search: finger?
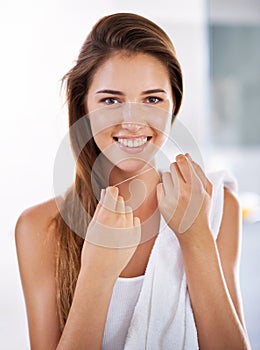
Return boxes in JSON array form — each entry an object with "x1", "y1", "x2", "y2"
[
  {"x1": 134, "y1": 216, "x2": 141, "y2": 227},
  {"x1": 133, "y1": 217, "x2": 142, "y2": 245},
  {"x1": 185, "y1": 154, "x2": 212, "y2": 195},
  {"x1": 175, "y1": 154, "x2": 192, "y2": 183},
  {"x1": 170, "y1": 161, "x2": 186, "y2": 186},
  {"x1": 168, "y1": 165, "x2": 182, "y2": 202},
  {"x1": 156, "y1": 182, "x2": 165, "y2": 204},
  {"x1": 100, "y1": 188, "x2": 105, "y2": 203},
  {"x1": 125, "y1": 205, "x2": 134, "y2": 223},
  {"x1": 102, "y1": 186, "x2": 118, "y2": 212},
  {"x1": 194, "y1": 164, "x2": 212, "y2": 196},
  {"x1": 161, "y1": 172, "x2": 175, "y2": 195},
  {"x1": 185, "y1": 153, "x2": 206, "y2": 184},
  {"x1": 116, "y1": 195, "x2": 125, "y2": 214},
  {"x1": 169, "y1": 163, "x2": 181, "y2": 194}
]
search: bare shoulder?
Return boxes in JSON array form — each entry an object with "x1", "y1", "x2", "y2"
[
  {"x1": 15, "y1": 196, "x2": 63, "y2": 279},
  {"x1": 223, "y1": 186, "x2": 240, "y2": 210},
  {"x1": 219, "y1": 186, "x2": 241, "y2": 231},
  {"x1": 15, "y1": 196, "x2": 62, "y2": 236},
  {"x1": 15, "y1": 198, "x2": 64, "y2": 347}
]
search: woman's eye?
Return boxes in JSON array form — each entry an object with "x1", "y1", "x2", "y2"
[
  {"x1": 145, "y1": 96, "x2": 162, "y2": 104},
  {"x1": 101, "y1": 97, "x2": 120, "y2": 105}
]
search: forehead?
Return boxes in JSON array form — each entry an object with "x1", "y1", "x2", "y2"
[{"x1": 89, "y1": 52, "x2": 171, "y2": 92}]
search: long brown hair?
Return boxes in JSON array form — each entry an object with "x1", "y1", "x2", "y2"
[{"x1": 52, "y1": 12, "x2": 183, "y2": 331}]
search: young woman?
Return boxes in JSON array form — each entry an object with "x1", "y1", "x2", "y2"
[{"x1": 15, "y1": 13, "x2": 251, "y2": 349}]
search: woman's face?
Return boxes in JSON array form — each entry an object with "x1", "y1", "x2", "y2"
[{"x1": 85, "y1": 52, "x2": 174, "y2": 173}]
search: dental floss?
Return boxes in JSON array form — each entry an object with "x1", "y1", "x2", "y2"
[
  {"x1": 112, "y1": 167, "x2": 155, "y2": 187},
  {"x1": 109, "y1": 145, "x2": 187, "y2": 188}
]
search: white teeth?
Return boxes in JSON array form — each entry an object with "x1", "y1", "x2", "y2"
[{"x1": 117, "y1": 137, "x2": 148, "y2": 148}]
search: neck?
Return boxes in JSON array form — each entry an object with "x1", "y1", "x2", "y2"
[{"x1": 109, "y1": 163, "x2": 161, "y2": 217}]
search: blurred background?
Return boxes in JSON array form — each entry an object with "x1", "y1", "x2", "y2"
[{"x1": 0, "y1": 0, "x2": 259, "y2": 348}]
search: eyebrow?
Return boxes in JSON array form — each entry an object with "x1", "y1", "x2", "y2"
[
  {"x1": 96, "y1": 89, "x2": 124, "y2": 95},
  {"x1": 95, "y1": 88, "x2": 167, "y2": 95},
  {"x1": 141, "y1": 89, "x2": 167, "y2": 95}
]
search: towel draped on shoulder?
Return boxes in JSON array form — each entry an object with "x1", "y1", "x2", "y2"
[{"x1": 123, "y1": 169, "x2": 238, "y2": 350}]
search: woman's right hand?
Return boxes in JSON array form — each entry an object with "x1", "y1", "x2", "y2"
[{"x1": 80, "y1": 186, "x2": 141, "y2": 281}]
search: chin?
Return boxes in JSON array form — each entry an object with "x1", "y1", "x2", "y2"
[{"x1": 114, "y1": 158, "x2": 151, "y2": 174}]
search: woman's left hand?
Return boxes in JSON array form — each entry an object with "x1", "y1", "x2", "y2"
[{"x1": 156, "y1": 153, "x2": 213, "y2": 238}]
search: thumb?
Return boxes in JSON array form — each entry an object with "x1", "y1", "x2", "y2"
[
  {"x1": 156, "y1": 182, "x2": 164, "y2": 205},
  {"x1": 134, "y1": 216, "x2": 141, "y2": 227}
]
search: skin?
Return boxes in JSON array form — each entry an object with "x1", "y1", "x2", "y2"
[{"x1": 15, "y1": 52, "x2": 251, "y2": 349}]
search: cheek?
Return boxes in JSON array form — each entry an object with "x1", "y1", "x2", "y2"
[
  {"x1": 149, "y1": 110, "x2": 172, "y2": 142},
  {"x1": 89, "y1": 111, "x2": 111, "y2": 148},
  {"x1": 142, "y1": 100, "x2": 171, "y2": 125},
  {"x1": 92, "y1": 127, "x2": 114, "y2": 153},
  {"x1": 152, "y1": 131, "x2": 169, "y2": 151},
  {"x1": 93, "y1": 131, "x2": 107, "y2": 150},
  {"x1": 89, "y1": 107, "x2": 121, "y2": 139}
]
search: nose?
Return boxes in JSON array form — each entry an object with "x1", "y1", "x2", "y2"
[
  {"x1": 121, "y1": 102, "x2": 145, "y2": 131},
  {"x1": 121, "y1": 122, "x2": 144, "y2": 132}
]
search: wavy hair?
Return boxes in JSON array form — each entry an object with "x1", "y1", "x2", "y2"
[{"x1": 52, "y1": 12, "x2": 183, "y2": 331}]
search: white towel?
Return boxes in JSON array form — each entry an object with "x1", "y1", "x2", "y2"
[{"x1": 123, "y1": 169, "x2": 238, "y2": 350}]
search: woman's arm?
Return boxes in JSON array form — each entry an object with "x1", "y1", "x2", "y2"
[
  {"x1": 16, "y1": 205, "x2": 116, "y2": 350},
  {"x1": 56, "y1": 268, "x2": 116, "y2": 349},
  {"x1": 216, "y1": 187, "x2": 247, "y2": 329},
  {"x1": 15, "y1": 187, "x2": 140, "y2": 350},
  {"x1": 157, "y1": 154, "x2": 251, "y2": 349},
  {"x1": 15, "y1": 201, "x2": 62, "y2": 350},
  {"x1": 57, "y1": 187, "x2": 141, "y2": 349},
  {"x1": 179, "y1": 187, "x2": 250, "y2": 350}
]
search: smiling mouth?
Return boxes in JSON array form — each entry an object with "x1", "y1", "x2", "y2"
[{"x1": 113, "y1": 136, "x2": 152, "y2": 148}]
